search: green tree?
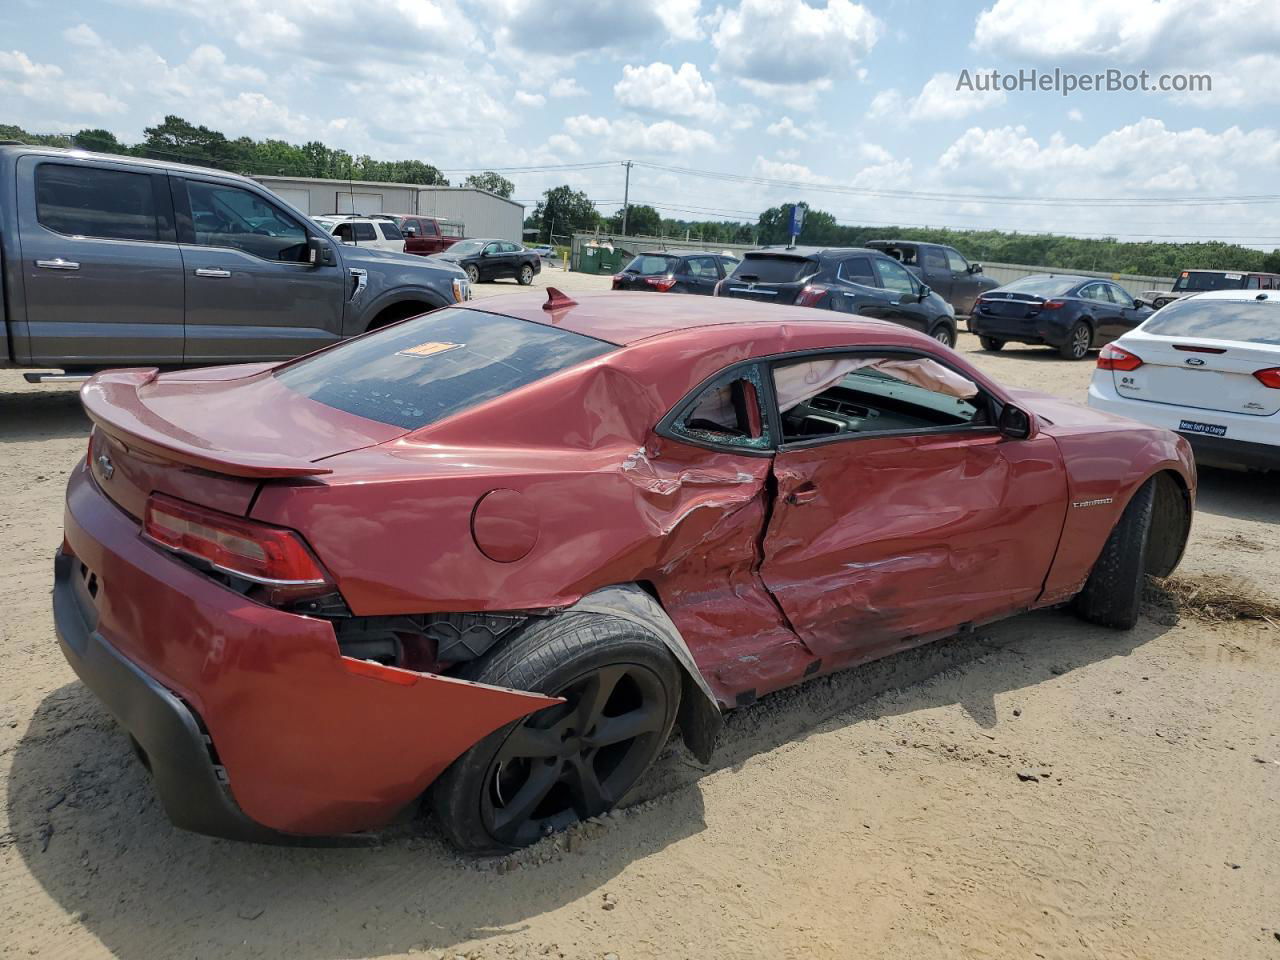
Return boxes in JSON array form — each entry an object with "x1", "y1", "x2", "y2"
[
  {"x1": 465, "y1": 171, "x2": 515, "y2": 198},
  {"x1": 530, "y1": 185, "x2": 599, "y2": 242},
  {"x1": 608, "y1": 204, "x2": 661, "y2": 236}
]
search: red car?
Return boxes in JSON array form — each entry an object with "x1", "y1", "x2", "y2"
[
  {"x1": 389, "y1": 213, "x2": 465, "y2": 256},
  {"x1": 55, "y1": 290, "x2": 1195, "y2": 852}
]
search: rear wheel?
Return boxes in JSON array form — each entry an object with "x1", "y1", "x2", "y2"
[
  {"x1": 1074, "y1": 478, "x2": 1156, "y2": 629},
  {"x1": 929, "y1": 322, "x2": 956, "y2": 348},
  {"x1": 518, "y1": 263, "x2": 534, "y2": 285},
  {"x1": 1058, "y1": 321, "x2": 1093, "y2": 360},
  {"x1": 431, "y1": 614, "x2": 681, "y2": 853},
  {"x1": 979, "y1": 336, "x2": 1005, "y2": 352}
]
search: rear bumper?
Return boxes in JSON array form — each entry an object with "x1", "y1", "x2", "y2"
[
  {"x1": 1087, "y1": 379, "x2": 1280, "y2": 471},
  {"x1": 55, "y1": 466, "x2": 558, "y2": 839},
  {"x1": 969, "y1": 312, "x2": 1068, "y2": 346}
]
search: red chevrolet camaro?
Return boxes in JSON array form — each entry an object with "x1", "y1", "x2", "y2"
[{"x1": 55, "y1": 290, "x2": 1195, "y2": 852}]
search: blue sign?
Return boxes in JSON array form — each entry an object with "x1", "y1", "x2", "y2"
[{"x1": 788, "y1": 203, "x2": 807, "y2": 237}]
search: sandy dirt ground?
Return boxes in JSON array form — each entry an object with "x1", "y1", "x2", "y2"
[{"x1": 2, "y1": 270, "x2": 1278, "y2": 959}]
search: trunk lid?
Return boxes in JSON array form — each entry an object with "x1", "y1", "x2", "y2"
[
  {"x1": 976, "y1": 292, "x2": 1048, "y2": 320},
  {"x1": 82, "y1": 365, "x2": 405, "y2": 518},
  {"x1": 1111, "y1": 334, "x2": 1280, "y2": 417}
]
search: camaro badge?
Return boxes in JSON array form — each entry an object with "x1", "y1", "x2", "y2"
[
  {"x1": 95, "y1": 453, "x2": 114, "y2": 480},
  {"x1": 1071, "y1": 497, "x2": 1113, "y2": 508}
]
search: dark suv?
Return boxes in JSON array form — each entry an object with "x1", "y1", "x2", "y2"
[
  {"x1": 612, "y1": 250, "x2": 741, "y2": 295},
  {"x1": 717, "y1": 247, "x2": 959, "y2": 346},
  {"x1": 865, "y1": 240, "x2": 998, "y2": 316}
]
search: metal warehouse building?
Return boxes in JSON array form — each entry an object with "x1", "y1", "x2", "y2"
[{"x1": 254, "y1": 176, "x2": 525, "y2": 241}]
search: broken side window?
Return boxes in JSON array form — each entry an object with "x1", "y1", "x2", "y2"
[{"x1": 671, "y1": 365, "x2": 771, "y2": 451}]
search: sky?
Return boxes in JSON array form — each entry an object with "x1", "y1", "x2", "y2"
[{"x1": 3, "y1": 0, "x2": 1280, "y2": 247}]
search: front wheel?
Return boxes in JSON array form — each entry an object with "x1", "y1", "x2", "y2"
[
  {"x1": 518, "y1": 263, "x2": 534, "y2": 285},
  {"x1": 431, "y1": 614, "x2": 681, "y2": 853},
  {"x1": 929, "y1": 323, "x2": 956, "y2": 348},
  {"x1": 979, "y1": 336, "x2": 1005, "y2": 351},
  {"x1": 465, "y1": 264, "x2": 480, "y2": 284},
  {"x1": 1058, "y1": 321, "x2": 1092, "y2": 360}
]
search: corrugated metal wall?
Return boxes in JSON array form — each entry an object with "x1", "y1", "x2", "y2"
[
  {"x1": 254, "y1": 177, "x2": 525, "y2": 241},
  {"x1": 980, "y1": 262, "x2": 1173, "y2": 298}
]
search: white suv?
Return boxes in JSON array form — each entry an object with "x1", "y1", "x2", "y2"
[{"x1": 312, "y1": 215, "x2": 406, "y2": 254}]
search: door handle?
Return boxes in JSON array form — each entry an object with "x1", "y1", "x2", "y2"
[
  {"x1": 194, "y1": 267, "x2": 231, "y2": 278},
  {"x1": 786, "y1": 485, "x2": 819, "y2": 506},
  {"x1": 35, "y1": 258, "x2": 79, "y2": 271}
]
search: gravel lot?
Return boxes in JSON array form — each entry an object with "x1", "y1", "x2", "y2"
[{"x1": 2, "y1": 270, "x2": 1278, "y2": 959}]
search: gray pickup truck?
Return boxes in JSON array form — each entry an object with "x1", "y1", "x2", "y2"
[
  {"x1": 865, "y1": 239, "x2": 998, "y2": 316},
  {"x1": 0, "y1": 143, "x2": 469, "y2": 380}
]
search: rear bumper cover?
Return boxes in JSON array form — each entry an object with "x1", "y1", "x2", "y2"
[
  {"x1": 54, "y1": 465, "x2": 558, "y2": 839},
  {"x1": 969, "y1": 312, "x2": 1068, "y2": 346}
]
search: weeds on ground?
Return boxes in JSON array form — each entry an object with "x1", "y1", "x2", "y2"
[{"x1": 1146, "y1": 573, "x2": 1280, "y2": 626}]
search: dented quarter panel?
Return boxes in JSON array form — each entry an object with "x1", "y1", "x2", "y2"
[{"x1": 762, "y1": 430, "x2": 1069, "y2": 659}]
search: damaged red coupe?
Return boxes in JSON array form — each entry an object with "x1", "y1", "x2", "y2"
[{"x1": 55, "y1": 290, "x2": 1195, "y2": 852}]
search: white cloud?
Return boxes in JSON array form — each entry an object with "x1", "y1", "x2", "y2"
[
  {"x1": 549, "y1": 77, "x2": 587, "y2": 98},
  {"x1": 479, "y1": 0, "x2": 701, "y2": 55},
  {"x1": 766, "y1": 116, "x2": 810, "y2": 140},
  {"x1": 615, "y1": 62, "x2": 721, "y2": 121},
  {"x1": 0, "y1": 48, "x2": 126, "y2": 117},
  {"x1": 564, "y1": 114, "x2": 718, "y2": 154},
  {"x1": 1067, "y1": 108, "x2": 1084, "y2": 121},
  {"x1": 868, "y1": 72, "x2": 1005, "y2": 122},
  {"x1": 546, "y1": 133, "x2": 581, "y2": 157},
  {"x1": 712, "y1": 0, "x2": 881, "y2": 109},
  {"x1": 514, "y1": 90, "x2": 546, "y2": 108}
]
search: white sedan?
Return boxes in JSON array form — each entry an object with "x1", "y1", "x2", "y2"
[{"x1": 1087, "y1": 288, "x2": 1280, "y2": 471}]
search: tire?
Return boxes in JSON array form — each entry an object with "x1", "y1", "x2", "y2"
[
  {"x1": 431, "y1": 613, "x2": 682, "y2": 854},
  {"x1": 465, "y1": 264, "x2": 480, "y2": 284},
  {"x1": 979, "y1": 336, "x2": 1005, "y2": 352},
  {"x1": 1058, "y1": 320, "x2": 1093, "y2": 360},
  {"x1": 517, "y1": 263, "x2": 534, "y2": 285},
  {"x1": 929, "y1": 322, "x2": 956, "y2": 348},
  {"x1": 1073, "y1": 478, "x2": 1156, "y2": 630}
]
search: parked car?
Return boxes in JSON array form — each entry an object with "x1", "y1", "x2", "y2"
[
  {"x1": 970, "y1": 274, "x2": 1153, "y2": 360},
  {"x1": 390, "y1": 213, "x2": 465, "y2": 256},
  {"x1": 0, "y1": 144, "x2": 469, "y2": 380},
  {"x1": 530, "y1": 244, "x2": 558, "y2": 261},
  {"x1": 865, "y1": 239, "x2": 998, "y2": 316},
  {"x1": 1087, "y1": 289, "x2": 1280, "y2": 471},
  {"x1": 717, "y1": 247, "x2": 959, "y2": 346},
  {"x1": 1141, "y1": 269, "x2": 1280, "y2": 310},
  {"x1": 312, "y1": 214, "x2": 407, "y2": 254},
  {"x1": 612, "y1": 250, "x2": 741, "y2": 294},
  {"x1": 433, "y1": 238, "x2": 541, "y2": 285},
  {"x1": 55, "y1": 289, "x2": 1193, "y2": 851}
]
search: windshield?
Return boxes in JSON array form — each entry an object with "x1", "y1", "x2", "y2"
[
  {"x1": 275, "y1": 308, "x2": 615, "y2": 429},
  {"x1": 730, "y1": 254, "x2": 817, "y2": 284},
  {"x1": 1173, "y1": 271, "x2": 1249, "y2": 292},
  {"x1": 1141, "y1": 298, "x2": 1280, "y2": 345},
  {"x1": 626, "y1": 254, "x2": 679, "y2": 276},
  {"x1": 997, "y1": 276, "x2": 1079, "y2": 298},
  {"x1": 446, "y1": 239, "x2": 486, "y2": 256}
]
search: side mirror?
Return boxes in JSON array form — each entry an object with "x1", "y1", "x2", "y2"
[
  {"x1": 918, "y1": 285, "x2": 932, "y2": 302},
  {"x1": 404, "y1": 226, "x2": 417, "y2": 237},
  {"x1": 998, "y1": 403, "x2": 1033, "y2": 440},
  {"x1": 1133, "y1": 298, "x2": 1147, "y2": 309},
  {"x1": 307, "y1": 235, "x2": 336, "y2": 266},
  {"x1": 969, "y1": 263, "x2": 983, "y2": 274}
]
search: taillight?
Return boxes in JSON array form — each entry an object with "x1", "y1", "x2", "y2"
[
  {"x1": 796, "y1": 284, "x2": 829, "y2": 307},
  {"x1": 611, "y1": 273, "x2": 625, "y2": 290},
  {"x1": 1097, "y1": 344, "x2": 1144, "y2": 371},
  {"x1": 1254, "y1": 367, "x2": 1280, "y2": 388},
  {"x1": 1040, "y1": 299, "x2": 1067, "y2": 310},
  {"x1": 644, "y1": 276, "x2": 677, "y2": 291},
  {"x1": 713, "y1": 279, "x2": 726, "y2": 297},
  {"x1": 143, "y1": 494, "x2": 334, "y2": 605}
]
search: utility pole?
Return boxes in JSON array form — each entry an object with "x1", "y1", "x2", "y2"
[{"x1": 621, "y1": 160, "x2": 633, "y2": 236}]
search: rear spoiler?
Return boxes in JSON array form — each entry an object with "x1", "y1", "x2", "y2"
[{"x1": 81, "y1": 369, "x2": 333, "y2": 478}]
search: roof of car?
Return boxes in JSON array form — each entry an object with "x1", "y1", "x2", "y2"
[
  {"x1": 465, "y1": 291, "x2": 908, "y2": 347},
  {"x1": 748, "y1": 245, "x2": 881, "y2": 259},
  {"x1": 637, "y1": 249, "x2": 732, "y2": 259},
  {"x1": 1000, "y1": 274, "x2": 1092, "y2": 285},
  {"x1": 0, "y1": 143, "x2": 260, "y2": 184}
]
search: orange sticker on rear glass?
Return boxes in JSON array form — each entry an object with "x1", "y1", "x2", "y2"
[{"x1": 396, "y1": 341, "x2": 463, "y2": 358}]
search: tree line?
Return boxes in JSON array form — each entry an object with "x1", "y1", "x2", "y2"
[{"x1": 0, "y1": 118, "x2": 514, "y2": 197}]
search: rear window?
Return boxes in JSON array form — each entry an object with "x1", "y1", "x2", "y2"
[
  {"x1": 36, "y1": 163, "x2": 159, "y2": 242},
  {"x1": 379, "y1": 221, "x2": 404, "y2": 240},
  {"x1": 998, "y1": 276, "x2": 1078, "y2": 297},
  {"x1": 731, "y1": 254, "x2": 817, "y2": 284},
  {"x1": 626, "y1": 254, "x2": 679, "y2": 276},
  {"x1": 275, "y1": 308, "x2": 615, "y2": 429},
  {"x1": 1173, "y1": 271, "x2": 1248, "y2": 293},
  {"x1": 1141, "y1": 298, "x2": 1280, "y2": 346}
]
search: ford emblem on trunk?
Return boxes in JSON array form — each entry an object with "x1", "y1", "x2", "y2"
[
  {"x1": 1185, "y1": 357, "x2": 1206, "y2": 366},
  {"x1": 96, "y1": 453, "x2": 114, "y2": 479}
]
